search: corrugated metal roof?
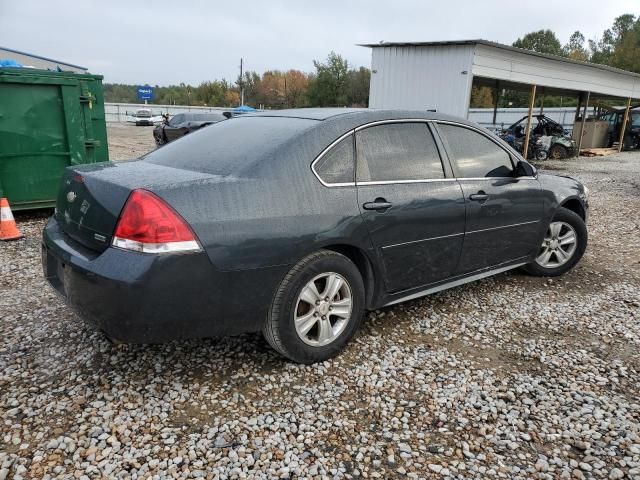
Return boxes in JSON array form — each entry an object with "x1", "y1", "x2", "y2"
[
  {"x1": 359, "y1": 39, "x2": 640, "y2": 79},
  {"x1": 0, "y1": 46, "x2": 87, "y2": 70}
]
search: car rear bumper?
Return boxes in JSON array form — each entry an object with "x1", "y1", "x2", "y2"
[{"x1": 42, "y1": 217, "x2": 286, "y2": 343}]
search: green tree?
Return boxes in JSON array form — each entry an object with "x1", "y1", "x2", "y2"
[
  {"x1": 470, "y1": 86, "x2": 495, "y2": 108},
  {"x1": 307, "y1": 51, "x2": 349, "y2": 107},
  {"x1": 513, "y1": 29, "x2": 563, "y2": 55},
  {"x1": 563, "y1": 31, "x2": 589, "y2": 61},
  {"x1": 610, "y1": 21, "x2": 640, "y2": 73},
  {"x1": 589, "y1": 14, "x2": 638, "y2": 65},
  {"x1": 346, "y1": 66, "x2": 370, "y2": 107}
]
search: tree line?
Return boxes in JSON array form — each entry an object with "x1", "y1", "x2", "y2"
[
  {"x1": 103, "y1": 52, "x2": 370, "y2": 108},
  {"x1": 105, "y1": 13, "x2": 639, "y2": 109}
]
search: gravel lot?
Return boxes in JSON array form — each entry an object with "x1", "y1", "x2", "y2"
[{"x1": 1, "y1": 125, "x2": 639, "y2": 479}]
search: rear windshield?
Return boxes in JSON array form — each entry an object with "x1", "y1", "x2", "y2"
[{"x1": 144, "y1": 116, "x2": 317, "y2": 175}]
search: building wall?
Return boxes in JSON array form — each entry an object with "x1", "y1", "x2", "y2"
[
  {"x1": 0, "y1": 48, "x2": 87, "y2": 73},
  {"x1": 369, "y1": 45, "x2": 474, "y2": 117}
]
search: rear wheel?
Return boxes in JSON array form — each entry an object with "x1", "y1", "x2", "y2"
[
  {"x1": 154, "y1": 131, "x2": 166, "y2": 146},
  {"x1": 263, "y1": 250, "x2": 365, "y2": 363},
  {"x1": 548, "y1": 144, "x2": 567, "y2": 160},
  {"x1": 524, "y1": 207, "x2": 587, "y2": 277}
]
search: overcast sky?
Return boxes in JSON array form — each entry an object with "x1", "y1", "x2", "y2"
[{"x1": 1, "y1": 0, "x2": 638, "y2": 85}]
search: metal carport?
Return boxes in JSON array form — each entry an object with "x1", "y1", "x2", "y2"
[{"x1": 361, "y1": 40, "x2": 640, "y2": 158}]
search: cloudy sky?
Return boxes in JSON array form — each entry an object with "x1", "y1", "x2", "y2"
[{"x1": 1, "y1": 0, "x2": 638, "y2": 85}]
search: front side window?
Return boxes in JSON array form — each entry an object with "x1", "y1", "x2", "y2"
[
  {"x1": 314, "y1": 134, "x2": 355, "y2": 184},
  {"x1": 356, "y1": 123, "x2": 444, "y2": 182},
  {"x1": 438, "y1": 124, "x2": 513, "y2": 178}
]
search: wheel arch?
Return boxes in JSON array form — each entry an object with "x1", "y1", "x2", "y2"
[
  {"x1": 559, "y1": 197, "x2": 586, "y2": 220},
  {"x1": 322, "y1": 244, "x2": 378, "y2": 310}
]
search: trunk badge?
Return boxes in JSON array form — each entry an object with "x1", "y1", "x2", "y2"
[{"x1": 67, "y1": 191, "x2": 77, "y2": 203}]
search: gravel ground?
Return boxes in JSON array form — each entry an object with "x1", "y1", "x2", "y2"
[
  {"x1": 1, "y1": 126, "x2": 639, "y2": 479},
  {"x1": 106, "y1": 123, "x2": 157, "y2": 159}
]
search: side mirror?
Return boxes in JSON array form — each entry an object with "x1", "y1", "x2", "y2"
[{"x1": 515, "y1": 160, "x2": 536, "y2": 177}]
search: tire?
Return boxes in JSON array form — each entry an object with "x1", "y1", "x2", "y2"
[
  {"x1": 154, "y1": 132, "x2": 165, "y2": 147},
  {"x1": 263, "y1": 250, "x2": 365, "y2": 364},
  {"x1": 548, "y1": 144, "x2": 567, "y2": 160},
  {"x1": 535, "y1": 149, "x2": 548, "y2": 161},
  {"x1": 523, "y1": 207, "x2": 587, "y2": 277}
]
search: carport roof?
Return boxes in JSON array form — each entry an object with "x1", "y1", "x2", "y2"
[
  {"x1": 359, "y1": 39, "x2": 640, "y2": 79},
  {"x1": 360, "y1": 39, "x2": 640, "y2": 100}
]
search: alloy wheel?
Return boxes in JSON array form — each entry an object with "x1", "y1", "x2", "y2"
[
  {"x1": 294, "y1": 272, "x2": 353, "y2": 347},
  {"x1": 535, "y1": 221, "x2": 578, "y2": 268}
]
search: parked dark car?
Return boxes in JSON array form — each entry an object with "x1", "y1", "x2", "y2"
[
  {"x1": 597, "y1": 108, "x2": 640, "y2": 150},
  {"x1": 153, "y1": 112, "x2": 227, "y2": 145},
  {"x1": 42, "y1": 109, "x2": 589, "y2": 363}
]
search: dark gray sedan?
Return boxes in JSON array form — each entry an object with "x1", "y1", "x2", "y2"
[{"x1": 42, "y1": 109, "x2": 588, "y2": 363}]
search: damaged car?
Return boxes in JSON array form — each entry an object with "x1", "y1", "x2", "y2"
[{"x1": 502, "y1": 114, "x2": 576, "y2": 159}]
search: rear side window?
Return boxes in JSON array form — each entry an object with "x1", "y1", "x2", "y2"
[
  {"x1": 356, "y1": 123, "x2": 444, "y2": 182},
  {"x1": 314, "y1": 134, "x2": 355, "y2": 184},
  {"x1": 438, "y1": 124, "x2": 513, "y2": 178}
]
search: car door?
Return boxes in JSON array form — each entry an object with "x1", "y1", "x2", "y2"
[
  {"x1": 434, "y1": 122, "x2": 543, "y2": 274},
  {"x1": 165, "y1": 114, "x2": 185, "y2": 142},
  {"x1": 355, "y1": 121, "x2": 466, "y2": 293}
]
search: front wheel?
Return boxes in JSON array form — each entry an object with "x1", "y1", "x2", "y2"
[
  {"x1": 263, "y1": 250, "x2": 365, "y2": 363},
  {"x1": 523, "y1": 207, "x2": 587, "y2": 277},
  {"x1": 548, "y1": 144, "x2": 568, "y2": 160},
  {"x1": 535, "y1": 148, "x2": 548, "y2": 161}
]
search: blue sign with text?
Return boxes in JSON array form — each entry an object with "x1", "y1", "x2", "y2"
[{"x1": 137, "y1": 86, "x2": 153, "y2": 101}]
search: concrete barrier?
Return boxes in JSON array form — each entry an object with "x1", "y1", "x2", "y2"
[{"x1": 105, "y1": 103, "x2": 230, "y2": 123}]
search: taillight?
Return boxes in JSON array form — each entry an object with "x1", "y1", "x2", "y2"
[{"x1": 112, "y1": 189, "x2": 201, "y2": 253}]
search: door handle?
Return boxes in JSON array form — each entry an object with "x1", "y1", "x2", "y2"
[
  {"x1": 469, "y1": 192, "x2": 489, "y2": 202},
  {"x1": 363, "y1": 198, "x2": 393, "y2": 211}
]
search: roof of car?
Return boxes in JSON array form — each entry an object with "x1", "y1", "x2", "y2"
[
  {"x1": 246, "y1": 108, "x2": 368, "y2": 120},
  {"x1": 245, "y1": 107, "x2": 468, "y2": 124}
]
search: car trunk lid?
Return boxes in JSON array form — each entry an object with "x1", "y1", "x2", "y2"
[{"x1": 55, "y1": 161, "x2": 217, "y2": 253}]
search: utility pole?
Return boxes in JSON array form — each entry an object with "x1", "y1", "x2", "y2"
[{"x1": 239, "y1": 58, "x2": 244, "y2": 106}]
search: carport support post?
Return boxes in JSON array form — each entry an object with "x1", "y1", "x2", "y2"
[
  {"x1": 522, "y1": 84, "x2": 537, "y2": 160},
  {"x1": 618, "y1": 97, "x2": 632, "y2": 152},
  {"x1": 576, "y1": 91, "x2": 590, "y2": 157},
  {"x1": 492, "y1": 80, "x2": 500, "y2": 126}
]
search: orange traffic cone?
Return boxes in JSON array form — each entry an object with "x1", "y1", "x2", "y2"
[{"x1": 0, "y1": 198, "x2": 24, "y2": 241}]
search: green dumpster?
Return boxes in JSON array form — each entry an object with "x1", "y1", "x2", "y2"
[{"x1": 0, "y1": 68, "x2": 109, "y2": 210}]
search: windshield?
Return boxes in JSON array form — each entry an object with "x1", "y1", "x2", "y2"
[{"x1": 144, "y1": 115, "x2": 317, "y2": 175}]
